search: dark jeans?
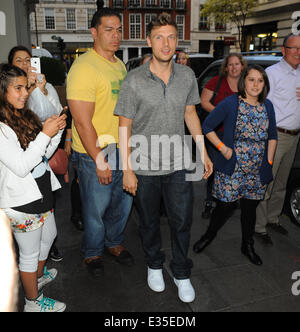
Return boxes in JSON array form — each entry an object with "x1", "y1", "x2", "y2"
[
  {"x1": 135, "y1": 170, "x2": 193, "y2": 279},
  {"x1": 205, "y1": 198, "x2": 260, "y2": 244}
]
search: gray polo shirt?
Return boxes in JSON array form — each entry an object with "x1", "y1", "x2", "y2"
[{"x1": 114, "y1": 61, "x2": 200, "y2": 176}]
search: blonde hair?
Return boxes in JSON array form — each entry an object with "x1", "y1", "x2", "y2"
[{"x1": 220, "y1": 53, "x2": 247, "y2": 77}]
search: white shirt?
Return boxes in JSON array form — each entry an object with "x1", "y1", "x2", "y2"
[
  {"x1": 0, "y1": 123, "x2": 62, "y2": 209},
  {"x1": 27, "y1": 83, "x2": 63, "y2": 122},
  {"x1": 266, "y1": 58, "x2": 300, "y2": 130}
]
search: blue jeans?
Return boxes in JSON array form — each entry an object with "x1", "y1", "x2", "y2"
[
  {"x1": 135, "y1": 170, "x2": 193, "y2": 279},
  {"x1": 72, "y1": 147, "x2": 133, "y2": 259}
]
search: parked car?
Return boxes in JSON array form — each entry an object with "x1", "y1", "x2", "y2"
[
  {"x1": 125, "y1": 56, "x2": 143, "y2": 72},
  {"x1": 196, "y1": 54, "x2": 282, "y2": 94},
  {"x1": 195, "y1": 53, "x2": 300, "y2": 227},
  {"x1": 183, "y1": 53, "x2": 214, "y2": 78},
  {"x1": 195, "y1": 54, "x2": 282, "y2": 134},
  {"x1": 284, "y1": 143, "x2": 300, "y2": 227}
]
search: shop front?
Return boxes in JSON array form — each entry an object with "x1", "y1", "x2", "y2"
[{"x1": 243, "y1": 21, "x2": 278, "y2": 52}]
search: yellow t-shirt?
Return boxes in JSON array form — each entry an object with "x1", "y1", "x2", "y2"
[{"x1": 67, "y1": 49, "x2": 127, "y2": 153}]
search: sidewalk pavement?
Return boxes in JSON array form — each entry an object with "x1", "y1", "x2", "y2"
[{"x1": 17, "y1": 176, "x2": 300, "y2": 312}]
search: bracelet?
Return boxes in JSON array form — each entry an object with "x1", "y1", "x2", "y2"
[
  {"x1": 65, "y1": 138, "x2": 72, "y2": 142},
  {"x1": 217, "y1": 142, "x2": 224, "y2": 151}
]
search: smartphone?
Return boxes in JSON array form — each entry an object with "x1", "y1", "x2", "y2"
[{"x1": 30, "y1": 57, "x2": 41, "y2": 74}]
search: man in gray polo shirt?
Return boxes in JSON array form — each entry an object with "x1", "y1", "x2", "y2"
[{"x1": 114, "y1": 13, "x2": 212, "y2": 303}]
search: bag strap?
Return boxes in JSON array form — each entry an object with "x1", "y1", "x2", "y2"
[{"x1": 210, "y1": 75, "x2": 223, "y2": 106}]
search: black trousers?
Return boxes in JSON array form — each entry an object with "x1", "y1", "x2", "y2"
[
  {"x1": 205, "y1": 198, "x2": 260, "y2": 244},
  {"x1": 135, "y1": 170, "x2": 193, "y2": 279}
]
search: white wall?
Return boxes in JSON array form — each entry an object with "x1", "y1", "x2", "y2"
[{"x1": 0, "y1": 0, "x2": 31, "y2": 63}]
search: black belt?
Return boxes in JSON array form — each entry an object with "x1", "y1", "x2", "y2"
[{"x1": 277, "y1": 127, "x2": 300, "y2": 136}]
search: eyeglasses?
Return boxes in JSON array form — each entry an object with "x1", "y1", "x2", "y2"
[{"x1": 285, "y1": 46, "x2": 300, "y2": 52}]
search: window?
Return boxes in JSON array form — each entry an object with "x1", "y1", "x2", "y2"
[
  {"x1": 128, "y1": 0, "x2": 141, "y2": 7},
  {"x1": 145, "y1": 13, "x2": 157, "y2": 38},
  {"x1": 66, "y1": 8, "x2": 76, "y2": 30},
  {"x1": 112, "y1": 0, "x2": 124, "y2": 7},
  {"x1": 199, "y1": 7, "x2": 209, "y2": 31},
  {"x1": 30, "y1": 12, "x2": 36, "y2": 31},
  {"x1": 130, "y1": 14, "x2": 141, "y2": 39},
  {"x1": 176, "y1": 15, "x2": 184, "y2": 40},
  {"x1": 0, "y1": 11, "x2": 6, "y2": 36},
  {"x1": 176, "y1": 0, "x2": 185, "y2": 9},
  {"x1": 45, "y1": 8, "x2": 55, "y2": 30},
  {"x1": 215, "y1": 21, "x2": 226, "y2": 31},
  {"x1": 145, "y1": 0, "x2": 157, "y2": 6},
  {"x1": 160, "y1": 0, "x2": 171, "y2": 8},
  {"x1": 87, "y1": 8, "x2": 96, "y2": 29}
]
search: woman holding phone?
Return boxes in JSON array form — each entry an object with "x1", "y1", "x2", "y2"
[
  {"x1": 8, "y1": 46, "x2": 63, "y2": 121},
  {"x1": 8, "y1": 46, "x2": 65, "y2": 261}
]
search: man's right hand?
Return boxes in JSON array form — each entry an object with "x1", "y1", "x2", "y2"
[
  {"x1": 96, "y1": 162, "x2": 112, "y2": 185},
  {"x1": 95, "y1": 152, "x2": 112, "y2": 185}
]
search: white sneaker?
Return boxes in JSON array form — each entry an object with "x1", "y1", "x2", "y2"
[
  {"x1": 147, "y1": 267, "x2": 165, "y2": 292},
  {"x1": 38, "y1": 267, "x2": 58, "y2": 290},
  {"x1": 24, "y1": 293, "x2": 66, "y2": 312},
  {"x1": 173, "y1": 278, "x2": 195, "y2": 303}
]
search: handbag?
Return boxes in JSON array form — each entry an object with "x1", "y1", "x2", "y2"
[
  {"x1": 197, "y1": 75, "x2": 224, "y2": 124},
  {"x1": 49, "y1": 148, "x2": 68, "y2": 175}
]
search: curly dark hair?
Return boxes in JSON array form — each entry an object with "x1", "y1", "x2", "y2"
[{"x1": 0, "y1": 63, "x2": 42, "y2": 149}]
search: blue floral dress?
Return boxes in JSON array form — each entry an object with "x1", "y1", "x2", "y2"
[{"x1": 212, "y1": 99, "x2": 269, "y2": 202}]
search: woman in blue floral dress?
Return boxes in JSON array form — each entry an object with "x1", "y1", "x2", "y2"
[{"x1": 193, "y1": 65, "x2": 278, "y2": 265}]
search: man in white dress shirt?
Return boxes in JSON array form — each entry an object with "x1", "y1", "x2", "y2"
[{"x1": 255, "y1": 33, "x2": 300, "y2": 246}]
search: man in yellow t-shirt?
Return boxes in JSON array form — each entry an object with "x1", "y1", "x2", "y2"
[
  {"x1": 67, "y1": 8, "x2": 134, "y2": 277},
  {"x1": 67, "y1": 48, "x2": 127, "y2": 153}
]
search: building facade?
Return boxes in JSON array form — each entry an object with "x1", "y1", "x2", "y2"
[
  {"x1": 242, "y1": 0, "x2": 300, "y2": 52},
  {"x1": 31, "y1": 0, "x2": 191, "y2": 63},
  {"x1": 0, "y1": 0, "x2": 38, "y2": 63},
  {"x1": 190, "y1": 0, "x2": 235, "y2": 57},
  {"x1": 190, "y1": 0, "x2": 300, "y2": 56}
]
